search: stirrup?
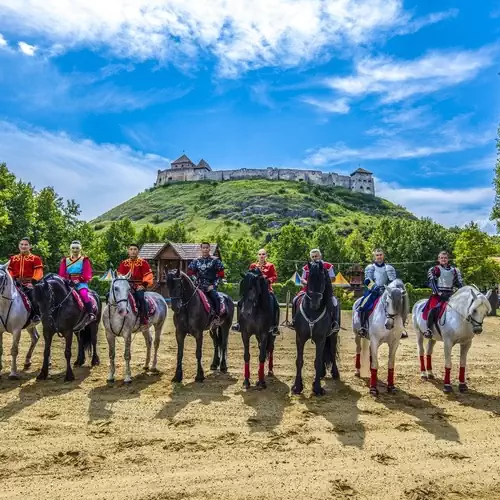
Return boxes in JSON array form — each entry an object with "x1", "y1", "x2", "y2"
[
  {"x1": 424, "y1": 328, "x2": 433, "y2": 339},
  {"x1": 231, "y1": 323, "x2": 241, "y2": 332},
  {"x1": 359, "y1": 327, "x2": 369, "y2": 339}
]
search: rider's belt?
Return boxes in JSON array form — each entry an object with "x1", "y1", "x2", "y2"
[{"x1": 69, "y1": 273, "x2": 81, "y2": 279}]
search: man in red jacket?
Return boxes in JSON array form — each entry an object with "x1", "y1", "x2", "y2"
[{"x1": 233, "y1": 249, "x2": 280, "y2": 335}]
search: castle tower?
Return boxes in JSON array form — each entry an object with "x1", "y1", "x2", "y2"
[{"x1": 350, "y1": 168, "x2": 375, "y2": 195}]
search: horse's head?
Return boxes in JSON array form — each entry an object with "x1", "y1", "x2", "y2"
[
  {"x1": 307, "y1": 260, "x2": 327, "y2": 311},
  {"x1": 109, "y1": 270, "x2": 132, "y2": 316},
  {"x1": 241, "y1": 268, "x2": 267, "y2": 308},
  {"x1": 166, "y1": 268, "x2": 184, "y2": 313},
  {"x1": 467, "y1": 288, "x2": 491, "y2": 334},
  {"x1": 0, "y1": 263, "x2": 12, "y2": 296},
  {"x1": 32, "y1": 273, "x2": 64, "y2": 313},
  {"x1": 384, "y1": 280, "x2": 406, "y2": 329}
]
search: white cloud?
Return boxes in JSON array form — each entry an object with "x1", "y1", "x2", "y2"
[
  {"x1": 17, "y1": 41, "x2": 36, "y2": 56},
  {"x1": 0, "y1": 33, "x2": 7, "y2": 47},
  {"x1": 0, "y1": 121, "x2": 168, "y2": 219},
  {"x1": 325, "y1": 45, "x2": 496, "y2": 103},
  {"x1": 0, "y1": 1, "x2": 456, "y2": 76},
  {"x1": 301, "y1": 96, "x2": 350, "y2": 114},
  {"x1": 396, "y1": 8, "x2": 458, "y2": 35},
  {"x1": 376, "y1": 179, "x2": 495, "y2": 230}
]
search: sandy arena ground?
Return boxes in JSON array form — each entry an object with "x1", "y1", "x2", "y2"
[{"x1": 0, "y1": 311, "x2": 500, "y2": 500}]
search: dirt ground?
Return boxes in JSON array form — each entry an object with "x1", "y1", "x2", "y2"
[{"x1": 1, "y1": 311, "x2": 500, "y2": 500}]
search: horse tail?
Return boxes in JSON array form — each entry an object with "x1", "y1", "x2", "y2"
[
  {"x1": 265, "y1": 330, "x2": 275, "y2": 360},
  {"x1": 322, "y1": 334, "x2": 339, "y2": 369},
  {"x1": 80, "y1": 324, "x2": 93, "y2": 356}
]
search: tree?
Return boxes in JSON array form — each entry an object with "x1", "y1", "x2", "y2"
[
  {"x1": 103, "y1": 219, "x2": 136, "y2": 267},
  {"x1": 0, "y1": 164, "x2": 16, "y2": 258},
  {"x1": 224, "y1": 237, "x2": 257, "y2": 281},
  {"x1": 454, "y1": 222, "x2": 500, "y2": 287},
  {"x1": 490, "y1": 124, "x2": 500, "y2": 231},
  {"x1": 162, "y1": 221, "x2": 187, "y2": 242},
  {"x1": 312, "y1": 225, "x2": 344, "y2": 263},
  {"x1": 343, "y1": 229, "x2": 368, "y2": 264},
  {"x1": 269, "y1": 223, "x2": 308, "y2": 278},
  {"x1": 137, "y1": 224, "x2": 161, "y2": 247}
]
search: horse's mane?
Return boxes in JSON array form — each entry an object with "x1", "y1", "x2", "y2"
[
  {"x1": 450, "y1": 285, "x2": 488, "y2": 311},
  {"x1": 167, "y1": 269, "x2": 196, "y2": 293},
  {"x1": 308, "y1": 261, "x2": 333, "y2": 301},
  {"x1": 241, "y1": 268, "x2": 270, "y2": 310}
]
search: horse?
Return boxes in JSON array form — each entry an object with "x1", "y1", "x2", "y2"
[
  {"x1": 0, "y1": 263, "x2": 40, "y2": 378},
  {"x1": 412, "y1": 285, "x2": 491, "y2": 393},
  {"x1": 352, "y1": 279, "x2": 409, "y2": 395},
  {"x1": 238, "y1": 267, "x2": 276, "y2": 390},
  {"x1": 292, "y1": 260, "x2": 340, "y2": 396},
  {"x1": 166, "y1": 269, "x2": 234, "y2": 383},
  {"x1": 102, "y1": 272, "x2": 168, "y2": 384},
  {"x1": 32, "y1": 273, "x2": 101, "y2": 382}
]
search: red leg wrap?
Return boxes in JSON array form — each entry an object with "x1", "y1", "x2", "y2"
[
  {"x1": 244, "y1": 362, "x2": 250, "y2": 380},
  {"x1": 370, "y1": 368, "x2": 377, "y2": 388},
  {"x1": 355, "y1": 353, "x2": 361, "y2": 370},
  {"x1": 388, "y1": 368, "x2": 394, "y2": 386},
  {"x1": 444, "y1": 367, "x2": 451, "y2": 385},
  {"x1": 268, "y1": 352, "x2": 274, "y2": 373},
  {"x1": 426, "y1": 355, "x2": 432, "y2": 371},
  {"x1": 419, "y1": 355, "x2": 425, "y2": 372},
  {"x1": 258, "y1": 362, "x2": 265, "y2": 381},
  {"x1": 459, "y1": 367, "x2": 465, "y2": 384}
]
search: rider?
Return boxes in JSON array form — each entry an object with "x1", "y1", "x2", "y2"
[
  {"x1": 425, "y1": 250, "x2": 464, "y2": 339},
  {"x1": 58, "y1": 240, "x2": 96, "y2": 322},
  {"x1": 7, "y1": 237, "x2": 43, "y2": 322},
  {"x1": 117, "y1": 243, "x2": 154, "y2": 325},
  {"x1": 232, "y1": 249, "x2": 280, "y2": 335},
  {"x1": 291, "y1": 248, "x2": 339, "y2": 332},
  {"x1": 187, "y1": 242, "x2": 225, "y2": 319},
  {"x1": 358, "y1": 248, "x2": 397, "y2": 338}
]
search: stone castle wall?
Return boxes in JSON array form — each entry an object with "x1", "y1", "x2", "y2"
[{"x1": 154, "y1": 166, "x2": 375, "y2": 195}]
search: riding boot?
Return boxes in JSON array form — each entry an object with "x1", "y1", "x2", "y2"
[
  {"x1": 271, "y1": 294, "x2": 280, "y2": 336},
  {"x1": 232, "y1": 300, "x2": 242, "y2": 332},
  {"x1": 84, "y1": 301, "x2": 96, "y2": 322},
  {"x1": 359, "y1": 309, "x2": 369, "y2": 338},
  {"x1": 26, "y1": 288, "x2": 40, "y2": 322},
  {"x1": 425, "y1": 307, "x2": 436, "y2": 339},
  {"x1": 331, "y1": 303, "x2": 340, "y2": 334}
]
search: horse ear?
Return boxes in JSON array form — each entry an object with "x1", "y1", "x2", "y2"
[
  {"x1": 471, "y1": 289, "x2": 478, "y2": 301},
  {"x1": 176, "y1": 268, "x2": 181, "y2": 277},
  {"x1": 241, "y1": 272, "x2": 246, "y2": 279}
]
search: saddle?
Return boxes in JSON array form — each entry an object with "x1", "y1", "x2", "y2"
[
  {"x1": 128, "y1": 293, "x2": 157, "y2": 318},
  {"x1": 198, "y1": 289, "x2": 227, "y2": 317},
  {"x1": 14, "y1": 285, "x2": 32, "y2": 315},
  {"x1": 422, "y1": 295, "x2": 447, "y2": 321},
  {"x1": 368, "y1": 296, "x2": 381, "y2": 318},
  {"x1": 71, "y1": 289, "x2": 98, "y2": 315}
]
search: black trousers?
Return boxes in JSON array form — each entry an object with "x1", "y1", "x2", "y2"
[
  {"x1": 134, "y1": 289, "x2": 147, "y2": 319},
  {"x1": 270, "y1": 292, "x2": 279, "y2": 327},
  {"x1": 427, "y1": 295, "x2": 450, "y2": 330},
  {"x1": 205, "y1": 289, "x2": 220, "y2": 316},
  {"x1": 24, "y1": 286, "x2": 40, "y2": 317}
]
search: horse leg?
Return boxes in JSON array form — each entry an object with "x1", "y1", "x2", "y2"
[
  {"x1": 106, "y1": 330, "x2": 116, "y2": 383},
  {"x1": 268, "y1": 337, "x2": 275, "y2": 377},
  {"x1": 37, "y1": 331, "x2": 53, "y2": 380},
  {"x1": 312, "y1": 338, "x2": 326, "y2": 396},
  {"x1": 331, "y1": 333, "x2": 340, "y2": 380},
  {"x1": 256, "y1": 333, "x2": 267, "y2": 390},
  {"x1": 458, "y1": 341, "x2": 472, "y2": 393},
  {"x1": 426, "y1": 339, "x2": 436, "y2": 379},
  {"x1": 369, "y1": 340, "x2": 379, "y2": 396},
  {"x1": 443, "y1": 339, "x2": 453, "y2": 393},
  {"x1": 194, "y1": 332, "x2": 205, "y2": 383},
  {"x1": 242, "y1": 333, "x2": 251, "y2": 389},
  {"x1": 292, "y1": 333, "x2": 305, "y2": 394},
  {"x1": 150, "y1": 323, "x2": 162, "y2": 373},
  {"x1": 123, "y1": 332, "x2": 132, "y2": 384},
  {"x1": 355, "y1": 333, "x2": 362, "y2": 377},
  {"x1": 172, "y1": 330, "x2": 185, "y2": 383},
  {"x1": 387, "y1": 339, "x2": 399, "y2": 393},
  {"x1": 219, "y1": 326, "x2": 229, "y2": 374},
  {"x1": 210, "y1": 329, "x2": 220, "y2": 371},
  {"x1": 64, "y1": 332, "x2": 75, "y2": 382},
  {"x1": 417, "y1": 329, "x2": 427, "y2": 379},
  {"x1": 8, "y1": 329, "x2": 22, "y2": 380},
  {"x1": 142, "y1": 327, "x2": 152, "y2": 371},
  {"x1": 24, "y1": 327, "x2": 39, "y2": 369},
  {"x1": 91, "y1": 323, "x2": 100, "y2": 367},
  {"x1": 74, "y1": 331, "x2": 85, "y2": 367},
  {"x1": 0, "y1": 331, "x2": 3, "y2": 376}
]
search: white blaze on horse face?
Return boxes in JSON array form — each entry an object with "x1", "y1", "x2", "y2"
[{"x1": 112, "y1": 278, "x2": 130, "y2": 316}]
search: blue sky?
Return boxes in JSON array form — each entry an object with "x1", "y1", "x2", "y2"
[{"x1": 0, "y1": 0, "x2": 499, "y2": 229}]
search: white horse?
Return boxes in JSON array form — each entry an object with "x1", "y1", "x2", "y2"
[
  {"x1": 412, "y1": 286, "x2": 491, "y2": 393},
  {"x1": 0, "y1": 263, "x2": 40, "y2": 378},
  {"x1": 353, "y1": 279, "x2": 409, "y2": 395},
  {"x1": 103, "y1": 272, "x2": 168, "y2": 383}
]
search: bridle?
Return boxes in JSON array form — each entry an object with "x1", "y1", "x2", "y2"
[
  {"x1": 36, "y1": 276, "x2": 73, "y2": 334},
  {"x1": 300, "y1": 266, "x2": 329, "y2": 337},
  {"x1": 168, "y1": 274, "x2": 198, "y2": 312},
  {"x1": 0, "y1": 270, "x2": 14, "y2": 330},
  {"x1": 108, "y1": 277, "x2": 132, "y2": 337}
]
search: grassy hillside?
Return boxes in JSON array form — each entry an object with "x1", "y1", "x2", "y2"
[{"x1": 93, "y1": 179, "x2": 414, "y2": 239}]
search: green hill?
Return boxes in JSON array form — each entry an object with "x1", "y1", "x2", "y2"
[{"x1": 93, "y1": 179, "x2": 414, "y2": 239}]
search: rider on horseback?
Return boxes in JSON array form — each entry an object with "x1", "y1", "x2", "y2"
[
  {"x1": 7, "y1": 237, "x2": 43, "y2": 322},
  {"x1": 358, "y1": 248, "x2": 397, "y2": 338},
  {"x1": 424, "y1": 250, "x2": 463, "y2": 339},
  {"x1": 188, "y1": 243, "x2": 225, "y2": 321},
  {"x1": 291, "y1": 249, "x2": 340, "y2": 332},
  {"x1": 58, "y1": 240, "x2": 96, "y2": 322},
  {"x1": 117, "y1": 244, "x2": 154, "y2": 325},
  {"x1": 232, "y1": 249, "x2": 280, "y2": 335}
]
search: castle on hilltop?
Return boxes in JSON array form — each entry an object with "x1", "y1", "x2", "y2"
[{"x1": 154, "y1": 154, "x2": 375, "y2": 195}]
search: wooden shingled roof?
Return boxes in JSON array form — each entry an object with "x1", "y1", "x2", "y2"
[
  {"x1": 139, "y1": 243, "x2": 165, "y2": 260},
  {"x1": 139, "y1": 242, "x2": 218, "y2": 261}
]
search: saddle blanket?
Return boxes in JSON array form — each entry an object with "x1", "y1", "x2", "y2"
[
  {"x1": 198, "y1": 290, "x2": 227, "y2": 316},
  {"x1": 128, "y1": 293, "x2": 157, "y2": 318},
  {"x1": 422, "y1": 295, "x2": 447, "y2": 321},
  {"x1": 71, "y1": 289, "x2": 98, "y2": 314},
  {"x1": 15, "y1": 287, "x2": 32, "y2": 314},
  {"x1": 368, "y1": 296, "x2": 380, "y2": 317}
]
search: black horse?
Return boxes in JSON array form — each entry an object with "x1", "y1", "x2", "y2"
[
  {"x1": 238, "y1": 267, "x2": 276, "y2": 390},
  {"x1": 166, "y1": 269, "x2": 234, "y2": 383},
  {"x1": 292, "y1": 260, "x2": 340, "y2": 396},
  {"x1": 32, "y1": 274, "x2": 101, "y2": 381}
]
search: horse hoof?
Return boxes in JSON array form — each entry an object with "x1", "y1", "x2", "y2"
[
  {"x1": 150, "y1": 367, "x2": 160, "y2": 374},
  {"x1": 256, "y1": 380, "x2": 267, "y2": 390},
  {"x1": 291, "y1": 384, "x2": 303, "y2": 395},
  {"x1": 171, "y1": 375, "x2": 182, "y2": 383},
  {"x1": 459, "y1": 383, "x2": 468, "y2": 393},
  {"x1": 143, "y1": 366, "x2": 149, "y2": 372},
  {"x1": 443, "y1": 384, "x2": 453, "y2": 394},
  {"x1": 124, "y1": 378, "x2": 132, "y2": 385},
  {"x1": 370, "y1": 386, "x2": 379, "y2": 396},
  {"x1": 73, "y1": 361, "x2": 84, "y2": 368},
  {"x1": 332, "y1": 370, "x2": 340, "y2": 381},
  {"x1": 268, "y1": 371, "x2": 274, "y2": 377},
  {"x1": 107, "y1": 378, "x2": 115, "y2": 384},
  {"x1": 65, "y1": 375, "x2": 75, "y2": 383},
  {"x1": 220, "y1": 366, "x2": 228, "y2": 374},
  {"x1": 210, "y1": 364, "x2": 218, "y2": 371},
  {"x1": 427, "y1": 372, "x2": 435, "y2": 380},
  {"x1": 387, "y1": 385, "x2": 397, "y2": 394},
  {"x1": 420, "y1": 372, "x2": 428, "y2": 380},
  {"x1": 36, "y1": 372, "x2": 48, "y2": 381},
  {"x1": 23, "y1": 362, "x2": 31, "y2": 370},
  {"x1": 355, "y1": 370, "x2": 361, "y2": 378},
  {"x1": 8, "y1": 374, "x2": 20, "y2": 381},
  {"x1": 195, "y1": 375, "x2": 205, "y2": 383},
  {"x1": 243, "y1": 379, "x2": 251, "y2": 389},
  {"x1": 91, "y1": 358, "x2": 100, "y2": 367},
  {"x1": 313, "y1": 386, "x2": 326, "y2": 396}
]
